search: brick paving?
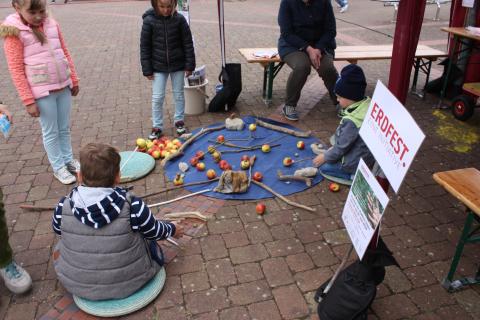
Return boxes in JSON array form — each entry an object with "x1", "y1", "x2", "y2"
[{"x1": 1, "y1": 0, "x2": 480, "y2": 319}]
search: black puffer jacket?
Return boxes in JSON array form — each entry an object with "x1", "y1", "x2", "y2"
[{"x1": 140, "y1": 8, "x2": 195, "y2": 75}]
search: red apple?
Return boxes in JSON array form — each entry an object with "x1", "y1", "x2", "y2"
[
  {"x1": 195, "y1": 151, "x2": 205, "y2": 160},
  {"x1": 296, "y1": 140, "x2": 305, "y2": 150},
  {"x1": 196, "y1": 162, "x2": 206, "y2": 171},
  {"x1": 190, "y1": 157, "x2": 199, "y2": 167},
  {"x1": 219, "y1": 160, "x2": 229, "y2": 170},
  {"x1": 253, "y1": 171, "x2": 263, "y2": 182},
  {"x1": 329, "y1": 182, "x2": 340, "y2": 192},
  {"x1": 241, "y1": 154, "x2": 249, "y2": 162},
  {"x1": 256, "y1": 203, "x2": 266, "y2": 215},
  {"x1": 216, "y1": 135, "x2": 225, "y2": 143},
  {"x1": 206, "y1": 169, "x2": 216, "y2": 180},
  {"x1": 283, "y1": 157, "x2": 293, "y2": 167}
]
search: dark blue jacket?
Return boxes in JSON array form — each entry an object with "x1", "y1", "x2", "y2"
[{"x1": 277, "y1": 0, "x2": 336, "y2": 59}]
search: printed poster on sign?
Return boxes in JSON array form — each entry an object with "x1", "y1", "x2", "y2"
[
  {"x1": 342, "y1": 159, "x2": 389, "y2": 260},
  {"x1": 359, "y1": 80, "x2": 425, "y2": 193}
]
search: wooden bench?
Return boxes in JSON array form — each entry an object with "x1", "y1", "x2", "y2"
[
  {"x1": 372, "y1": 0, "x2": 451, "y2": 22},
  {"x1": 239, "y1": 45, "x2": 447, "y2": 105},
  {"x1": 433, "y1": 168, "x2": 480, "y2": 292}
]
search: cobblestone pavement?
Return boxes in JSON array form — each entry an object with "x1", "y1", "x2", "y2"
[{"x1": 1, "y1": 0, "x2": 480, "y2": 319}]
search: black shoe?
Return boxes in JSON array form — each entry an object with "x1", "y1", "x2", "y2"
[
  {"x1": 175, "y1": 121, "x2": 187, "y2": 136},
  {"x1": 148, "y1": 128, "x2": 163, "y2": 140}
]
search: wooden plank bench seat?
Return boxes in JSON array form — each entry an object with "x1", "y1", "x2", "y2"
[{"x1": 239, "y1": 44, "x2": 447, "y2": 105}]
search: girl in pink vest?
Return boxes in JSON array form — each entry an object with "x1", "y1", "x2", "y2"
[{"x1": 1, "y1": 0, "x2": 79, "y2": 184}]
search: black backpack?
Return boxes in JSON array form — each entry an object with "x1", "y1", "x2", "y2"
[
  {"x1": 315, "y1": 238, "x2": 398, "y2": 320},
  {"x1": 208, "y1": 63, "x2": 242, "y2": 112}
]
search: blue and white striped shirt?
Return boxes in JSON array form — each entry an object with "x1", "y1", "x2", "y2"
[{"x1": 52, "y1": 187, "x2": 175, "y2": 240}]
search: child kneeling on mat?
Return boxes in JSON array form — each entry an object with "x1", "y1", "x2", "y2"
[
  {"x1": 313, "y1": 64, "x2": 374, "y2": 182},
  {"x1": 52, "y1": 143, "x2": 183, "y2": 301}
]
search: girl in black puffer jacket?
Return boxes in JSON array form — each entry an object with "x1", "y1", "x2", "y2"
[{"x1": 140, "y1": 0, "x2": 195, "y2": 138}]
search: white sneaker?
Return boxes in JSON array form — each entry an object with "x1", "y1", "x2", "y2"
[
  {"x1": 66, "y1": 159, "x2": 80, "y2": 173},
  {"x1": 0, "y1": 261, "x2": 32, "y2": 294},
  {"x1": 54, "y1": 166, "x2": 76, "y2": 185},
  {"x1": 340, "y1": 4, "x2": 349, "y2": 13}
]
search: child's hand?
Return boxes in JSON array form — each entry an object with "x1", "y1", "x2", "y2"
[
  {"x1": 313, "y1": 153, "x2": 325, "y2": 167},
  {"x1": 71, "y1": 86, "x2": 80, "y2": 96},
  {"x1": 146, "y1": 75, "x2": 154, "y2": 80},
  {"x1": 0, "y1": 104, "x2": 13, "y2": 124},
  {"x1": 26, "y1": 103, "x2": 40, "y2": 117},
  {"x1": 185, "y1": 70, "x2": 192, "y2": 77},
  {"x1": 171, "y1": 221, "x2": 184, "y2": 239}
]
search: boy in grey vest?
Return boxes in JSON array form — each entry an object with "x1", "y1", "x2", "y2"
[{"x1": 52, "y1": 143, "x2": 183, "y2": 300}]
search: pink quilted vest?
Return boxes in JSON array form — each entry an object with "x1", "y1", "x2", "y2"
[{"x1": 2, "y1": 13, "x2": 72, "y2": 100}]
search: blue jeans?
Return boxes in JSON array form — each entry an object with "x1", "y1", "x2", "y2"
[
  {"x1": 319, "y1": 162, "x2": 353, "y2": 181},
  {"x1": 37, "y1": 87, "x2": 74, "y2": 172},
  {"x1": 335, "y1": 0, "x2": 348, "y2": 6},
  {"x1": 151, "y1": 71, "x2": 185, "y2": 129}
]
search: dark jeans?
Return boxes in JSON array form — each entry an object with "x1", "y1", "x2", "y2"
[
  {"x1": 283, "y1": 50, "x2": 339, "y2": 107},
  {"x1": 0, "y1": 188, "x2": 13, "y2": 268},
  {"x1": 319, "y1": 162, "x2": 353, "y2": 181}
]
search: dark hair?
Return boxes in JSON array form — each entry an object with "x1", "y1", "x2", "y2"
[
  {"x1": 79, "y1": 143, "x2": 121, "y2": 188},
  {"x1": 151, "y1": 0, "x2": 177, "y2": 16},
  {"x1": 12, "y1": 0, "x2": 47, "y2": 44}
]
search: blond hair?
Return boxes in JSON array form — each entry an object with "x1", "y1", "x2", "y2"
[{"x1": 12, "y1": 0, "x2": 47, "y2": 44}]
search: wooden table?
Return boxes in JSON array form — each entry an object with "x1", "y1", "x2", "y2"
[
  {"x1": 433, "y1": 168, "x2": 480, "y2": 292},
  {"x1": 239, "y1": 45, "x2": 446, "y2": 105}
]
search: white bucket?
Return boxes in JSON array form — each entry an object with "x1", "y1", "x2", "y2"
[{"x1": 184, "y1": 79, "x2": 209, "y2": 115}]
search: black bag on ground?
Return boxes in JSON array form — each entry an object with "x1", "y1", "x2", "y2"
[
  {"x1": 208, "y1": 63, "x2": 242, "y2": 112},
  {"x1": 315, "y1": 238, "x2": 399, "y2": 320},
  {"x1": 425, "y1": 58, "x2": 463, "y2": 99}
]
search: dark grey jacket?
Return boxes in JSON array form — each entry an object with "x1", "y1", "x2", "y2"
[
  {"x1": 140, "y1": 9, "x2": 195, "y2": 75},
  {"x1": 324, "y1": 98, "x2": 375, "y2": 173}
]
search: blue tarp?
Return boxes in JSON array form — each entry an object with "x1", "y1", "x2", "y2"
[{"x1": 164, "y1": 116, "x2": 324, "y2": 200}]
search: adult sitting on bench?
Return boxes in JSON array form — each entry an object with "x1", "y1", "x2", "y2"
[{"x1": 278, "y1": 0, "x2": 339, "y2": 121}]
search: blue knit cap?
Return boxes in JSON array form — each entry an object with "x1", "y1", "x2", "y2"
[{"x1": 334, "y1": 64, "x2": 367, "y2": 101}]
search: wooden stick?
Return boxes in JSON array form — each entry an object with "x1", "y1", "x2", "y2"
[
  {"x1": 163, "y1": 211, "x2": 208, "y2": 221},
  {"x1": 219, "y1": 143, "x2": 280, "y2": 153},
  {"x1": 248, "y1": 155, "x2": 256, "y2": 187},
  {"x1": 293, "y1": 156, "x2": 315, "y2": 165},
  {"x1": 161, "y1": 125, "x2": 226, "y2": 166},
  {"x1": 148, "y1": 189, "x2": 211, "y2": 208},
  {"x1": 277, "y1": 170, "x2": 313, "y2": 187},
  {"x1": 20, "y1": 204, "x2": 55, "y2": 211},
  {"x1": 255, "y1": 118, "x2": 311, "y2": 138},
  {"x1": 120, "y1": 146, "x2": 139, "y2": 172},
  {"x1": 251, "y1": 180, "x2": 315, "y2": 212},
  {"x1": 142, "y1": 178, "x2": 219, "y2": 199}
]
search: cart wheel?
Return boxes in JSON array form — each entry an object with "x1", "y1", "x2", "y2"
[{"x1": 451, "y1": 95, "x2": 475, "y2": 121}]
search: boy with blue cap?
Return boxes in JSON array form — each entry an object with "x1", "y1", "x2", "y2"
[{"x1": 312, "y1": 64, "x2": 375, "y2": 182}]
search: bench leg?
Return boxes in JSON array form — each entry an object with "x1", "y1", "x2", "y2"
[
  {"x1": 391, "y1": 3, "x2": 398, "y2": 23},
  {"x1": 434, "y1": 1, "x2": 441, "y2": 21},
  {"x1": 266, "y1": 62, "x2": 275, "y2": 105},
  {"x1": 442, "y1": 211, "x2": 480, "y2": 292},
  {"x1": 411, "y1": 58, "x2": 421, "y2": 96},
  {"x1": 262, "y1": 65, "x2": 268, "y2": 102}
]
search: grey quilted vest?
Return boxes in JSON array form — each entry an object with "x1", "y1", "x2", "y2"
[{"x1": 54, "y1": 193, "x2": 160, "y2": 300}]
